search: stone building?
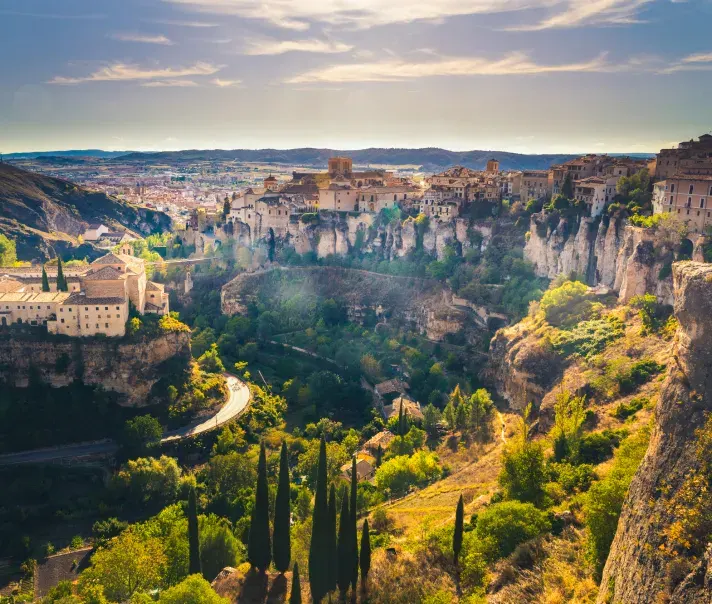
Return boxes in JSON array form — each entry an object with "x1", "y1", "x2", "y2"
[
  {"x1": 653, "y1": 174, "x2": 712, "y2": 233},
  {"x1": 513, "y1": 170, "x2": 549, "y2": 205},
  {"x1": 574, "y1": 177, "x2": 608, "y2": 217},
  {"x1": 655, "y1": 134, "x2": 712, "y2": 180},
  {"x1": 0, "y1": 251, "x2": 168, "y2": 337}
]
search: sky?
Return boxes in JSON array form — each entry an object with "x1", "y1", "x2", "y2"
[{"x1": 0, "y1": 0, "x2": 711, "y2": 154}]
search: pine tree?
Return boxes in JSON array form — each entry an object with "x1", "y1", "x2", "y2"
[
  {"x1": 337, "y1": 486, "x2": 351, "y2": 597},
  {"x1": 349, "y1": 457, "x2": 359, "y2": 592},
  {"x1": 359, "y1": 520, "x2": 371, "y2": 593},
  {"x1": 273, "y1": 441, "x2": 291, "y2": 574},
  {"x1": 290, "y1": 562, "x2": 302, "y2": 604},
  {"x1": 327, "y1": 484, "x2": 337, "y2": 594},
  {"x1": 56, "y1": 257, "x2": 68, "y2": 292},
  {"x1": 309, "y1": 437, "x2": 329, "y2": 603},
  {"x1": 453, "y1": 494, "x2": 464, "y2": 566},
  {"x1": 188, "y1": 485, "x2": 201, "y2": 576},
  {"x1": 248, "y1": 441, "x2": 272, "y2": 572},
  {"x1": 41, "y1": 266, "x2": 50, "y2": 292}
]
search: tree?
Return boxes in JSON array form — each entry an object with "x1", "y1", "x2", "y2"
[
  {"x1": 290, "y1": 562, "x2": 302, "y2": 604},
  {"x1": 56, "y1": 257, "x2": 68, "y2": 292},
  {"x1": 0, "y1": 234, "x2": 17, "y2": 266},
  {"x1": 327, "y1": 484, "x2": 337, "y2": 594},
  {"x1": 200, "y1": 520, "x2": 244, "y2": 582},
  {"x1": 453, "y1": 494, "x2": 464, "y2": 566},
  {"x1": 111, "y1": 456, "x2": 181, "y2": 507},
  {"x1": 273, "y1": 441, "x2": 292, "y2": 574},
  {"x1": 120, "y1": 415, "x2": 162, "y2": 457},
  {"x1": 80, "y1": 530, "x2": 166, "y2": 602},
  {"x1": 359, "y1": 520, "x2": 371, "y2": 594},
  {"x1": 552, "y1": 391, "x2": 586, "y2": 463},
  {"x1": 475, "y1": 501, "x2": 551, "y2": 562},
  {"x1": 158, "y1": 574, "x2": 228, "y2": 604},
  {"x1": 188, "y1": 486, "x2": 202, "y2": 576},
  {"x1": 561, "y1": 171, "x2": 574, "y2": 199},
  {"x1": 197, "y1": 343, "x2": 226, "y2": 374},
  {"x1": 223, "y1": 197, "x2": 231, "y2": 219},
  {"x1": 499, "y1": 404, "x2": 546, "y2": 505},
  {"x1": 309, "y1": 436, "x2": 329, "y2": 603},
  {"x1": 337, "y1": 486, "x2": 352, "y2": 597},
  {"x1": 422, "y1": 404, "x2": 442, "y2": 440},
  {"x1": 248, "y1": 442, "x2": 272, "y2": 572},
  {"x1": 468, "y1": 389, "x2": 494, "y2": 441},
  {"x1": 41, "y1": 266, "x2": 50, "y2": 292},
  {"x1": 350, "y1": 457, "x2": 359, "y2": 592}
]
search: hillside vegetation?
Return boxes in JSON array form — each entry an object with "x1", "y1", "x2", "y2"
[{"x1": 0, "y1": 163, "x2": 171, "y2": 260}]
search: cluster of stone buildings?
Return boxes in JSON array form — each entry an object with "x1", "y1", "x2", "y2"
[
  {"x1": 0, "y1": 246, "x2": 168, "y2": 337},
  {"x1": 82, "y1": 223, "x2": 136, "y2": 248},
  {"x1": 652, "y1": 134, "x2": 712, "y2": 233}
]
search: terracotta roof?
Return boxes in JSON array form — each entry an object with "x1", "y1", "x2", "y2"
[
  {"x1": 92, "y1": 252, "x2": 126, "y2": 265},
  {"x1": 84, "y1": 266, "x2": 124, "y2": 281},
  {"x1": 375, "y1": 378, "x2": 409, "y2": 396},
  {"x1": 386, "y1": 396, "x2": 424, "y2": 421},
  {"x1": 364, "y1": 430, "x2": 395, "y2": 451},
  {"x1": 146, "y1": 281, "x2": 164, "y2": 291},
  {"x1": 0, "y1": 277, "x2": 24, "y2": 293},
  {"x1": 144, "y1": 302, "x2": 164, "y2": 311},
  {"x1": 62, "y1": 293, "x2": 126, "y2": 305}
]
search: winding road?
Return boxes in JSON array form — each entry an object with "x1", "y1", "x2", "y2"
[{"x1": 0, "y1": 373, "x2": 249, "y2": 466}]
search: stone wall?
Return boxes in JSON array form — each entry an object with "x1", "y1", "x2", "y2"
[{"x1": 0, "y1": 331, "x2": 191, "y2": 406}]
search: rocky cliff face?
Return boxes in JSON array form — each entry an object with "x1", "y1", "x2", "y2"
[
  {"x1": 524, "y1": 213, "x2": 689, "y2": 305},
  {"x1": 221, "y1": 266, "x2": 484, "y2": 342},
  {"x1": 598, "y1": 262, "x2": 712, "y2": 603},
  {"x1": 0, "y1": 331, "x2": 191, "y2": 406}
]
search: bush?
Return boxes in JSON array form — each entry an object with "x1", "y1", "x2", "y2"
[
  {"x1": 551, "y1": 316, "x2": 624, "y2": 359},
  {"x1": 474, "y1": 501, "x2": 551, "y2": 562},
  {"x1": 611, "y1": 397, "x2": 648, "y2": 420},
  {"x1": 579, "y1": 430, "x2": 626, "y2": 465},
  {"x1": 120, "y1": 415, "x2": 162, "y2": 456},
  {"x1": 616, "y1": 359, "x2": 665, "y2": 394},
  {"x1": 374, "y1": 450, "x2": 443, "y2": 496},
  {"x1": 158, "y1": 574, "x2": 228, "y2": 604},
  {"x1": 539, "y1": 281, "x2": 598, "y2": 328},
  {"x1": 111, "y1": 456, "x2": 181, "y2": 507},
  {"x1": 548, "y1": 462, "x2": 596, "y2": 494}
]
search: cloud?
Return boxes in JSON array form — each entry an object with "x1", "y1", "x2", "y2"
[
  {"x1": 681, "y1": 52, "x2": 712, "y2": 64},
  {"x1": 212, "y1": 78, "x2": 243, "y2": 87},
  {"x1": 505, "y1": 0, "x2": 653, "y2": 31},
  {"x1": 110, "y1": 32, "x2": 174, "y2": 45},
  {"x1": 243, "y1": 38, "x2": 353, "y2": 55},
  {"x1": 659, "y1": 51, "x2": 712, "y2": 73},
  {"x1": 141, "y1": 79, "x2": 200, "y2": 87},
  {"x1": 49, "y1": 62, "x2": 221, "y2": 84},
  {"x1": 152, "y1": 19, "x2": 219, "y2": 27},
  {"x1": 163, "y1": 0, "x2": 655, "y2": 30},
  {"x1": 285, "y1": 52, "x2": 611, "y2": 83}
]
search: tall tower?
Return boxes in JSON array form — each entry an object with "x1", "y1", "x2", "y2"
[
  {"x1": 486, "y1": 159, "x2": 500, "y2": 174},
  {"x1": 264, "y1": 174, "x2": 278, "y2": 191}
]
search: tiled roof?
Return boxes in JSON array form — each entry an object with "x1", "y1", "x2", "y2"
[
  {"x1": 146, "y1": 281, "x2": 164, "y2": 291},
  {"x1": 83, "y1": 266, "x2": 124, "y2": 281},
  {"x1": 0, "y1": 291, "x2": 71, "y2": 303},
  {"x1": 62, "y1": 293, "x2": 126, "y2": 305},
  {"x1": 144, "y1": 302, "x2": 163, "y2": 311},
  {"x1": 0, "y1": 278, "x2": 24, "y2": 293},
  {"x1": 364, "y1": 430, "x2": 395, "y2": 450},
  {"x1": 92, "y1": 252, "x2": 126, "y2": 265},
  {"x1": 375, "y1": 378, "x2": 409, "y2": 396}
]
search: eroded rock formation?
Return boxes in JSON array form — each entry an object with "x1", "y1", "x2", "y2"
[
  {"x1": 598, "y1": 262, "x2": 712, "y2": 603},
  {"x1": 0, "y1": 331, "x2": 191, "y2": 406}
]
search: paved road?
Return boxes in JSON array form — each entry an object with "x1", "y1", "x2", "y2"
[{"x1": 0, "y1": 373, "x2": 249, "y2": 466}]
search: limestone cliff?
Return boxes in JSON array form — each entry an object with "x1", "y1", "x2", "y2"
[
  {"x1": 0, "y1": 331, "x2": 191, "y2": 406},
  {"x1": 221, "y1": 266, "x2": 485, "y2": 342},
  {"x1": 598, "y1": 262, "x2": 712, "y2": 603},
  {"x1": 523, "y1": 213, "x2": 691, "y2": 305}
]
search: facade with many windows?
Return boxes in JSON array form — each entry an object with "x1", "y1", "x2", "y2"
[{"x1": 653, "y1": 175, "x2": 712, "y2": 233}]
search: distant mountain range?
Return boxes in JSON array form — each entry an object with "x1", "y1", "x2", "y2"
[
  {"x1": 0, "y1": 164, "x2": 171, "y2": 261},
  {"x1": 3, "y1": 148, "x2": 655, "y2": 172}
]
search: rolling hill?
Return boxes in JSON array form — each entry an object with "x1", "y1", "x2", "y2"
[{"x1": 0, "y1": 163, "x2": 171, "y2": 262}]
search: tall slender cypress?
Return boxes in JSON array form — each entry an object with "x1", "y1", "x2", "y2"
[
  {"x1": 56, "y1": 257, "x2": 67, "y2": 292},
  {"x1": 309, "y1": 436, "x2": 329, "y2": 603},
  {"x1": 273, "y1": 441, "x2": 291, "y2": 573},
  {"x1": 248, "y1": 441, "x2": 272, "y2": 572},
  {"x1": 290, "y1": 562, "x2": 302, "y2": 604},
  {"x1": 397, "y1": 402, "x2": 405, "y2": 437},
  {"x1": 337, "y1": 487, "x2": 351, "y2": 597},
  {"x1": 188, "y1": 485, "x2": 201, "y2": 576},
  {"x1": 327, "y1": 484, "x2": 337, "y2": 594},
  {"x1": 349, "y1": 457, "x2": 358, "y2": 592},
  {"x1": 359, "y1": 520, "x2": 371, "y2": 593},
  {"x1": 41, "y1": 266, "x2": 50, "y2": 292},
  {"x1": 453, "y1": 494, "x2": 464, "y2": 566}
]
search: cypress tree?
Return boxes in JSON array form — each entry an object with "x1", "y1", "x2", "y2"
[
  {"x1": 273, "y1": 441, "x2": 291, "y2": 574},
  {"x1": 290, "y1": 562, "x2": 302, "y2": 604},
  {"x1": 337, "y1": 487, "x2": 351, "y2": 597},
  {"x1": 188, "y1": 485, "x2": 201, "y2": 576},
  {"x1": 327, "y1": 484, "x2": 337, "y2": 594},
  {"x1": 309, "y1": 436, "x2": 329, "y2": 603},
  {"x1": 56, "y1": 257, "x2": 67, "y2": 292},
  {"x1": 248, "y1": 441, "x2": 272, "y2": 572},
  {"x1": 359, "y1": 520, "x2": 371, "y2": 593},
  {"x1": 375, "y1": 445, "x2": 383, "y2": 468},
  {"x1": 349, "y1": 457, "x2": 358, "y2": 592},
  {"x1": 397, "y1": 401, "x2": 405, "y2": 437},
  {"x1": 453, "y1": 494, "x2": 464, "y2": 566},
  {"x1": 41, "y1": 266, "x2": 50, "y2": 292}
]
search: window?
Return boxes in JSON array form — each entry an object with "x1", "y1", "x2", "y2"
[
  {"x1": 670, "y1": 196, "x2": 674, "y2": 204},
  {"x1": 116, "y1": 306, "x2": 120, "y2": 310},
  {"x1": 105, "y1": 306, "x2": 108, "y2": 310},
  {"x1": 671, "y1": 184, "x2": 675, "y2": 193},
  {"x1": 95, "y1": 324, "x2": 99, "y2": 328},
  {"x1": 689, "y1": 185, "x2": 695, "y2": 194},
  {"x1": 701, "y1": 199, "x2": 706, "y2": 209},
  {"x1": 95, "y1": 307, "x2": 99, "y2": 310},
  {"x1": 85, "y1": 315, "x2": 89, "y2": 319},
  {"x1": 85, "y1": 306, "x2": 88, "y2": 310},
  {"x1": 105, "y1": 323, "x2": 109, "y2": 328},
  {"x1": 61, "y1": 319, "x2": 64, "y2": 324}
]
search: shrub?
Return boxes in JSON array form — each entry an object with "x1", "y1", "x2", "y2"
[
  {"x1": 159, "y1": 314, "x2": 191, "y2": 333},
  {"x1": 540, "y1": 281, "x2": 598, "y2": 328},
  {"x1": 548, "y1": 462, "x2": 596, "y2": 494},
  {"x1": 616, "y1": 359, "x2": 665, "y2": 394},
  {"x1": 551, "y1": 316, "x2": 624, "y2": 359},
  {"x1": 111, "y1": 456, "x2": 181, "y2": 507},
  {"x1": 474, "y1": 501, "x2": 551, "y2": 562},
  {"x1": 374, "y1": 450, "x2": 443, "y2": 496},
  {"x1": 579, "y1": 430, "x2": 626, "y2": 465},
  {"x1": 611, "y1": 397, "x2": 648, "y2": 420}
]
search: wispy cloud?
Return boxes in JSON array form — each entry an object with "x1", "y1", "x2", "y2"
[
  {"x1": 212, "y1": 78, "x2": 242, "y2": 87},
  {"x1": 505, "y1": 0, "x2": 653, "y2": 31},
  {"x1": 163, "y1": 0, "x2": 656, "y2": 30},
  {"x1": 142, "y1": 79, "x2": 199, "y2": 87},
  {"x1": 243, "y1": 38, "x2": 352, "y2": 55},
  {"x1": 286, "y1": 52, "x2": 611, "y2": 84},
  {"x1": 49, "y1": 62, "x2": 221, "y2": 85},
  {"x1": 658, "y1": 51, "x2": 712, "y2": 73},
  {"x1": 110, "y1": 32, "x2": 174, "y2": 45},
  {"x1": 152, "y1": 19, "x2": 219, "y2": 27}
]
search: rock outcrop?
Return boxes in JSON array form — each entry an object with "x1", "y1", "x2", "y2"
[
  {"x1": 598, "y1": 262, "x2": 712, "y2": 603},
  {"x1": 221, "y1": 266, "x2": 485, "y2": 342},
  {"x1": 523, "y1": 213, "x2": 696, "y2": 305},
  {"x1": 0, "y1": 331, "x2": 191, "y2": 406}
]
